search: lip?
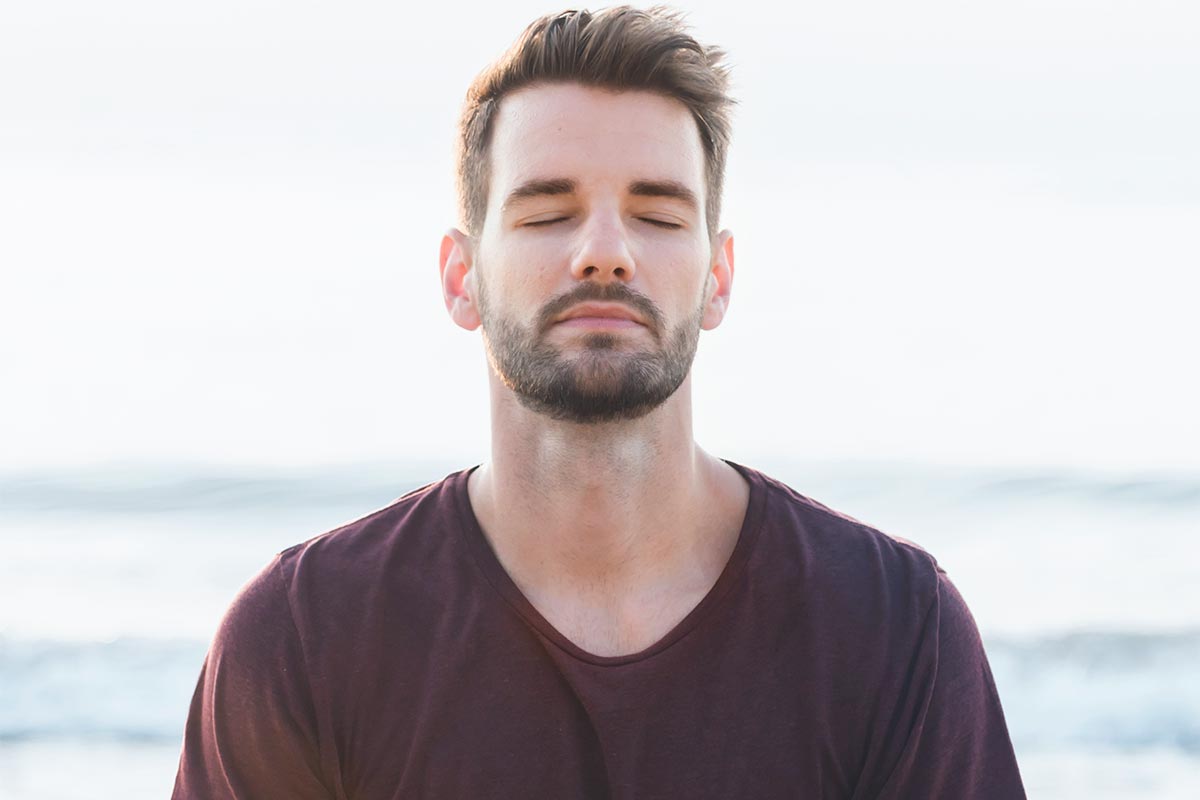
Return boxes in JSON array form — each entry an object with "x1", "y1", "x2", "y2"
[{"x1": 554, "y1": 302, "x2": 647, "y2": 327}]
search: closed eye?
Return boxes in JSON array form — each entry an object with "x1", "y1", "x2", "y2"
[
  {"x1": 639, "y1": 218, "x2": 684, "y2": 230},
  {"x1": 523, "y1": 217, "x2": 569, "y2": 227}
]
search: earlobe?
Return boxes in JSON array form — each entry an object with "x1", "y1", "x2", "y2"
[
  {"x1": 701, "y1": 229, "x2": 735, "y2": 331},
  {"x1": 439, "y1": 229, "x2": 482, "y2": 331}
]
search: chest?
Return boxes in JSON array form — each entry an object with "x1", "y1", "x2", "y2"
[{"x1": 333, "y1": 637, "x2": 865, "y2": 800}]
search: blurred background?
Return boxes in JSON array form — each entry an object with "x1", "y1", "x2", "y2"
[{"x1": 1, "y1": 1, "x2": 1197, "y2": 797}]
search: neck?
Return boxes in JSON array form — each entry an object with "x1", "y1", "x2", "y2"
[{"x1": 468, "y1": 371, "x2": 749, "y2": 604}]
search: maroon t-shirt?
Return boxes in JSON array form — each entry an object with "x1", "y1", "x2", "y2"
[{"x1": 173, "y1": 462, "x2": 1025, "y2": 799}]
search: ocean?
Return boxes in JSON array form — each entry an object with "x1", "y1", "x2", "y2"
[{"x1": 2, "y1": 460, "x2": 1198, "y2": 798}]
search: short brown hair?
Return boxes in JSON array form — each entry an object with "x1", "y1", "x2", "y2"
[{"x1": 456, "y1": 6, "x2": 734, "y2": 239}]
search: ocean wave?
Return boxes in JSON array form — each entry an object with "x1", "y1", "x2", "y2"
[
  {"x1": 0, "y1": 637, "x2": 205, "y2": 742},
  {"x1": 0, "y1": 464, "x2": 441, "y2": 514},
  {"x1": 2, "y1": 461, "x2": 1199, "y2": 514},
  {"x1": 2, "y1": 631, "x2": 1198, "y2": 752},
  {"x1": 988, "y1": 630, "x2": 1200, "y2": 753}
]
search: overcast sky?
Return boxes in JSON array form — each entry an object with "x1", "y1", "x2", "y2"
[{"x1": 2, "y1": 0, "x2": 1197, "y2": 473}]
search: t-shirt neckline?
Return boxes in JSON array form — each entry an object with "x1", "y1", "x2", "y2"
[{"x1": 451, "y1": 459, "x2": 768, "y2": 668}]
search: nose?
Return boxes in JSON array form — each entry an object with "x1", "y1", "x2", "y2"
[{"x1": 569, "y1": 210, "x2": 636, "y2": 283}]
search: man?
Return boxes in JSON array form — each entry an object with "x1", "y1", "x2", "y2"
[{"x1": 174, "y1": 7, "x2": 1025, "y2": 798}]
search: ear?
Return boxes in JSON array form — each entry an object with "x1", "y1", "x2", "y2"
[
  {"x1": 700, "y1": 229, "x2": 735, "y2": 331},
  {"x1": 439, "y1": 228, "x2": 481, "y2": 331}
]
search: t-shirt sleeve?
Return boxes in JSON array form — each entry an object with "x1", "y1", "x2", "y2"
[
  {"x1": 856, "y1": 569, "x2": 1027, "y2": 800},
  {"x1": 172, "y1": 554, "x2": 335, "y2": 799}
]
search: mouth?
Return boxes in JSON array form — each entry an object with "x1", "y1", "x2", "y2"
[{"x1": 554, "y1": 302, "x2": 648, "y2": 329}]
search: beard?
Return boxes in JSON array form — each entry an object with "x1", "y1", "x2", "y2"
[{"x1": 476, "y1": 274, "x2": 705, "y2": 424}]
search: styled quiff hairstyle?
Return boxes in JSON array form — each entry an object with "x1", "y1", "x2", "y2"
[{"x1": 456, "y1": 5, "x2": 734, "y2": 240}]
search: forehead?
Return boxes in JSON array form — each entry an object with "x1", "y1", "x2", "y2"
[{"x1": 487, "y1": 83, "x2": 706, "y2": 202}]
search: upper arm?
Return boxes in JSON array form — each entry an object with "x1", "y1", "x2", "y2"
[
  {"x1": 857, "y1": 569, "x2": 1027, "y2": 799},
  {"x1": 172, "y1": 555, "x2": 337, "y2": 800}
]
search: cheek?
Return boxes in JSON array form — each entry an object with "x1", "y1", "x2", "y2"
[
  {"x1": 478, "y1": 245, "x2": 554, "y2": 304},
  {"x1": 655, "y1": 248, "x2": 713, "y2": 308}
]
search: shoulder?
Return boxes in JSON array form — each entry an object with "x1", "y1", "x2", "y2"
[
  {"x1": 731, "y1": 462, "x2": 958, "y2": 680},
  {"x1": 271, "y1": 467, "x2": 474, "y2": 591},
  {"x1": 741, "y1": 463, "x2": 944, "y2": 615},
  {"x1": 207, "y1": 467, "x2": 479, "y2": 656}
]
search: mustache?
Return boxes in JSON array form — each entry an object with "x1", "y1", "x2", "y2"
[{"x1": 536, "y1": 283, "x2": 665, "y2": 337}]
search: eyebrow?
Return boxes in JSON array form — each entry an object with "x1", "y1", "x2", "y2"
[
  {"x1": 628, "y1": 180, "x2": 699, "y2": 210},
  {"x1": 502, "y1": 178, "x2": 577, "y2": 211}
]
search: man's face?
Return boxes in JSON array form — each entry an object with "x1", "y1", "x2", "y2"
[{"x1": 467, "y1": 83, "x2": 728, "y2": 424}]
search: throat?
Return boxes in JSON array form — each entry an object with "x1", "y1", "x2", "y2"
[
  {"x1": 529, "y1": 579, "x2": 719, "y2": 658},
  {"x1": 467, "y1": 452, "x2": 753, "y2": 658}
]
